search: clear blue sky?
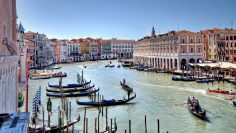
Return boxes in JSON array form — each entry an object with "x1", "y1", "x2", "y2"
[{"x1": 17, "y1": 0, "x2": 236, "y2": 40}]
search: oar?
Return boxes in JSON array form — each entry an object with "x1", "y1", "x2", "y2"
[{"x1": 201, "y1": 108, "x2": 220, "y2": 118}]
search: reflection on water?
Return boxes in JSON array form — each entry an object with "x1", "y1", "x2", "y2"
[{"x1": 23, "y1": 60, "x2": 236, "y2": 133}]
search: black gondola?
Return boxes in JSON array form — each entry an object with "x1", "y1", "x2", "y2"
[
  {"x1": 233, "y1": 99, "x2": 236, "y2": 106},
  {"x1": 77, "y1": 93, "x2": 136, "y2": 106},
  {"x1": 29, "y1": 115, "x2": 80, "y2": 133},
  {"x1": 46, "y1": 84, "x2": 95, "y2": 93},
  {"x1": 187, "y1": 97, "x2": 206, "y2": 120},
  {"x1": 120, "y1": 79, "x2": 133, "y2": 92},
  {"x1": 48, "y1": 80, "x2": 91, "y2": 88},
  {"x1": 46, "y1": 88, "x2": 99, "y2": 98}
]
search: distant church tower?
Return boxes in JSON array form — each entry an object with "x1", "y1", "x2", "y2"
[{"x1": 151, "y1": 26, "x2": 156, "y2": 37}]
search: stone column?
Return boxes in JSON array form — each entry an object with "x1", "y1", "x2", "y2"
[{"x1": 20, "y1": 48, "x2": 27, "y2": 82}]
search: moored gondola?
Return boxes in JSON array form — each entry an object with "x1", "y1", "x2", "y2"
[
  {"x1": 77, "y1": 93, "x2": 136, "y2": 106},
  {"x1": 48, "y1": 80, "x2": 91, "y2": 88},
  {"x1": 196, "y1": 78, "x2": 214, "y2": 83},
  {"x1": 187, "y1": 97, "x2": 206, "y2": 120},
  {"x1": 51, "y1": 72, "x2": 67, "y2": 78},
  {"x1": 29, "y1": 115, "x2": 80, "y2": 133},
  {"x1": 233, "y1": 99, "x2": 236, "y2": 106},
  {"x1": 46, "y1": 88, "x2": 99, "y2": 98},
  {"x1": 46, "y1": 84, "x2": 95, "y2": 93}
]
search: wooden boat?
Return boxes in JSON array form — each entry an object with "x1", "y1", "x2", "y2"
[
  {"x1": 207, "y1": 89, "x2": 236, "y2": 100},
  {"x1": 46, "y1": 88, "x2": 99, "y2": 97},
  {"x1": 120, "y1": 79, "x2": 133, "y2": 92},
  {"x1": 196, "y1": 78, "x2": 214, "y2": 83},
  {"x1": 100, "y1": 123, "x2": 117, "y2": 133},
  {"x1": 51, "y1": 72, "x2": 67, "y2": 78},
  {"x1": 77, "y1": 93, "x2": 136, "y2": 106},
  {"x1": 172, "y1": 75, "x2": 195, "y2": 81},
  {"x1": 187, "y1": 97, "x2": 206, "y2": 120},
  {"x1": 48, "y1": 80, "x2": 91, "y2": 88},
  {"x1": 233, "y1": 99, "x2": 236, "y2": 106},
  {"x1": 28, "y1": 115, "x2": 80, "y2": 133},
  {"x1": 18, "y1": 93, "x2": 24, "y2": 108},
  {"x1": 228, "y1": 79, "x2": 236, "y2": 85},
  {"x1": 105, "y1": 64, "x2": 110, "y2": 67},
  {"x1": 207, "y1": 89, "x2": 236, "y2": 95},
  {"x1": 46, "y1": 85, "x2": 95, "y2": 93},
  {"x1": 122, "y1": 60, "x2": 132, "y2": 67},
  {"x1": 117, "y1": 65, "x2": 120, "y2": 68},
  {"x1": 30, "y1": 75, "x2": 51, "y2": 80},
  {"x1": 110, "y1": 64, "x2": 115, "y2": 68}
]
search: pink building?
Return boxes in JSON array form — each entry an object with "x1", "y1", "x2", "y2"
[{"x1": 0, "y1": 0, "x2": 19, "y2": 113}]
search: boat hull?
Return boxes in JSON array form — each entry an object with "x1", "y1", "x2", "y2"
[
  {"x1": 77, "y1": 93, "x2": 136, "y2": 106},
  {"x1": 187, "y1": 103, "x2": 206, "y2": 120},
  {"x1": 46, "y1": 89, "x2": 99, "y2": 98},
  {"x1": 48, "y1": 81, "x2": 91, "y2": 88},
  {"x1": 46, "y1": 85, "x2": 95, "y2": 93}
]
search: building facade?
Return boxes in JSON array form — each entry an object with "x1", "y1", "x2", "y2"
[
  {"x1": 67, "y1": 42, "x2": 81, "y2": 62},
  {"x1": 202, "y1": 28, "x2": 236, "y2": 62},
  {"x1": 133, "y1": 28, "x2": 204, "y2": 70},
  {"x1": 50, "y1": 39, "x2": 61, "y2": 63},
  {"x1": 89, "y1": 41, "x2": 99, "y2": 60},
  {"x1": 101, "y1": 40, "x2": 112, "y2": 59},
  {"x1": 25, "y1": 31, "x2": 54, "y2": 69},
  {"x1": 0, "y1": 0, "x2": 18, "y2": 113},
  {"x1": 111, "y1": 39, "x2": 134, "y2": 59}
]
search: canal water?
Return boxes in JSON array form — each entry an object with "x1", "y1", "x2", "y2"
[{"x1": 25, "y1": 60, "x2": 236, "y2": 133}]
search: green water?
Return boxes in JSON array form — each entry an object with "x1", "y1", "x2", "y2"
[{"x1": 26, "y1": 60, "x2": 236, "y2": 133}]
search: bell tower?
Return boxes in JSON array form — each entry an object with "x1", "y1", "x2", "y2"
[{"x1": 151, "y1": 26, "x2": 155, "y2": 37}]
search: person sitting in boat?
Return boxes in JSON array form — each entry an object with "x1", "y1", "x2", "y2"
[{"x1": 194, "y1": 100, "x2": 202, "y2": 113}]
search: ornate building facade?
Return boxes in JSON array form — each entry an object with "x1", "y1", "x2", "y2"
[
  {"x1": 0, "y1": 0, "x2": 18, "y2": 113},
  {"x1": 133, "y1": 28, "x2": 204, "y2": 70}
]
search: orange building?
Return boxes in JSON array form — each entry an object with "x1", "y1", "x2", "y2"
[{"x1": 202, "y1": 28, "x2": 236, "y2": 62}]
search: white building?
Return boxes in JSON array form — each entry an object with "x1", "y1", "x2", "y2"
[
  {"x1": 111, "y1": 39, "x2": 134, "y2": 59},
  {"x1": 133, "y1": 28, "x2": 204, "y2": 70},
  {"x1": 60, "y1": 43, "x2": 68, "y2": 63},
  {"x1": 67, "y1": 43, "x2": 81, "y2": 62}
]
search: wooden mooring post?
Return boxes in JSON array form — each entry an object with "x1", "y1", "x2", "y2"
[
  {"x1": 145, "y1": 115, "x2": 147, "y2": 133},
  {"x1": 157, "y1": 119, "x2": 160, "y2": 133},
  {"x1": 129, "y1": 120, "x2": 131, "y2": 133},
  {"x1": 83, "y1": 108, "x2": 87, "y2": 133}
]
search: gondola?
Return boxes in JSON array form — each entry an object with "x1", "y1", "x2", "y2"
[
  {"x1": 187, "y1": 97, "x2": 206, "y2": 120},
  {"x1": 100, "y1": 123, "x2": 117, "y2": 133},
  {"x1": 46, "y1": 84, "x2": 95, "y2": 93},
  {"x1": 196, "y1": 78, "x2": 214, "y2": 83},
  {"x1": 46, "y1": 88, "x2": 99, "y2": 98},
  {"x1": 77, "y1": 93, "x2": 136, "y2": 106},
  {"x1": 30, "y1": 76, "x2": 51, "y2": 80},
  {"x1": 110, "y1": 64, "x2": 115, "y2": 68},
  {"x1": 105, "y1": 64, "x2": 110, "y2": 67},
  {"x1": 233, "y1": 99, "x2": 236, "y2": 106},
  {"x1": 29, "y1": 115, "x2": 80, "y2": 133},
  {"x1": 228, "y1": 79, "x2": 236, "y2": 85},
  {"x1": 48, "y1": 80, "x2": 91, "y2": 88},
  {"x1": 51, "y1": 72, "x2": 67, "y2": 78},
  {"x1": 172, "y1": 75, "x2": 195, "y2": 81},
  {"x1": 120, "y1": 80, "x2": 133, "y2": 92}
]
